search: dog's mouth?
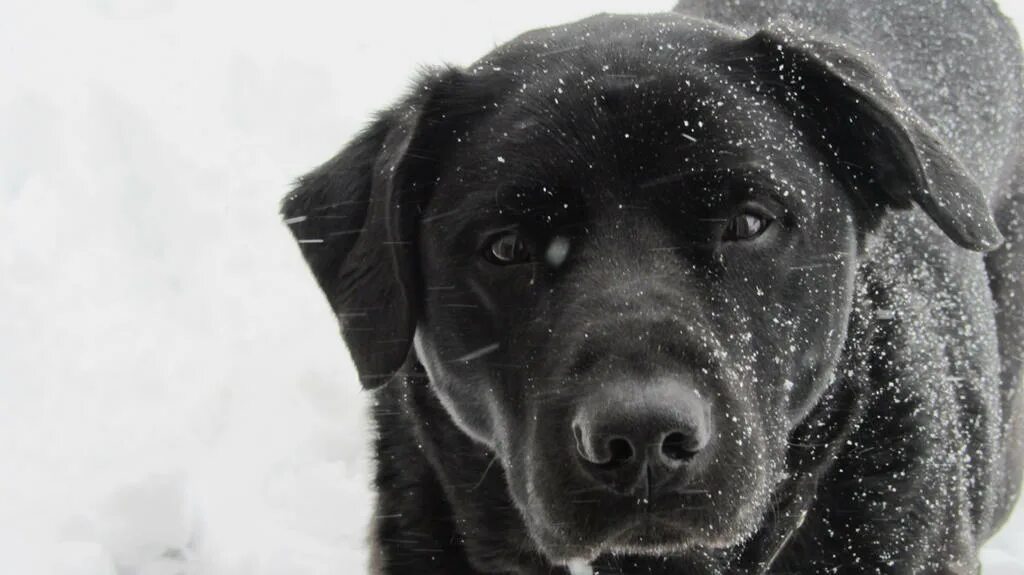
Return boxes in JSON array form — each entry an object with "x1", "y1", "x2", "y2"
[
  {"x1": 596, "y1": 510, "x2": 710, "y2": 552},
  {"x1": 536, "y1": 514, "x2": 725, "y2": 567},
  {"x1": 566, "y1": 518, "x2": 696, "y2": 566},
  {"x1": 523, "y1": 485, "x2": 763, "y2": 565},
  {"x1": 513, "y1": 435, "x2": 778, "y2": 566},
  {"x1": 507, "y1": 369, "x2": 779, "y2": 565}
]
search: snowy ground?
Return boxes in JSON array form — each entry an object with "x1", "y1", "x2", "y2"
[{"x1": 1, "y1": 1, "x2": 1022, "y2": 573}]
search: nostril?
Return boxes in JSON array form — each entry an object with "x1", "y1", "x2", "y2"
[
  {"x1": 603, "y1": 437, "x2": 634, "y2": 467},
  {"x1": 661, "y1": 431, "x2": 700, "y2": 462},
  {"x1": 573, "y1": 421, "x2": 635, "y2": 467}
]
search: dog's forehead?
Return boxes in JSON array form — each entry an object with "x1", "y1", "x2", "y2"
[
  {"x1": 435, "y1": 63, "x2": 826, "y2": 219},
  {"x1": 423, "y1": 13, "x2": 842, "y2": 228}
]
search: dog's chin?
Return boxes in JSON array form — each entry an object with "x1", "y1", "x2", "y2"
[{"x1": 526, "y1": 502, "x2": 764, "y2": 566}]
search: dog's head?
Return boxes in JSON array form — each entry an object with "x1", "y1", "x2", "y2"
[{"x1": 282, "y1": 14, "x2": 1001, "y2": 565}]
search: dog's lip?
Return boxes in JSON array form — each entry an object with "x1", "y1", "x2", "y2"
[
  {"x1": 587, "y1": 512, "x2": 700, "y2": 555},
  {"x1": 558, "y1": 475, "x2": 713, "y2": 508},
  {"x1": 534, "y1": 498, "x2": 714, "y2": 562}
]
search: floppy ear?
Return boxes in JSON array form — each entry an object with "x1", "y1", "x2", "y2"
[
  {"x1": 281, "y1": 68, "x2": 472, "y2": 389},
  {"x1": 725, "y1": 25, "x2": 1003, "y2": 251}
]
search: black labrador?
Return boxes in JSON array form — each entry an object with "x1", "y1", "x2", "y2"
[{"x1": 281, "y1": 1, "x2": 1024, "y2": 573}]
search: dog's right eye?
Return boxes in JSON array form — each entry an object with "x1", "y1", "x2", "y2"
[{"x1": 484, "y1": 231, "x2": 531, "y2": 265}]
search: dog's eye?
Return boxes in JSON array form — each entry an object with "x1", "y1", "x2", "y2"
[
  {"x1": 724, "y1": 212, "x2": 772, "y2": 242},
  {"x1": 485, "y1": 231, "x2": 531, "y2": 264}
]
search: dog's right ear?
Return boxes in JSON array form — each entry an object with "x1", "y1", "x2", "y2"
[
  {"x1": 721, "y1": 25, "x2": 1003, "y2": 252},
  {"x1": 281, "y1": 68, "x2": 475, "y2": 389}
]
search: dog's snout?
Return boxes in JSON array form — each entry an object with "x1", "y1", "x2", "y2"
[{"x1": 571, "y1": 378, "x2": 711, "y2": 494}]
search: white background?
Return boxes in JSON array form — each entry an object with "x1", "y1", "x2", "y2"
[{"x1": 1, "y1": 1, "x2": 1022, "y2": 573}]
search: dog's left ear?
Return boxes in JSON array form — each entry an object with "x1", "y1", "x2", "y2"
[{"x1": 724, "y1": 25, "x2": 1003, "y2": 251}]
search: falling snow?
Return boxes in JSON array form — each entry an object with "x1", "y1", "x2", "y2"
[{"x1": 3, "y1": 0, "x2": 1024, "y2": 574}]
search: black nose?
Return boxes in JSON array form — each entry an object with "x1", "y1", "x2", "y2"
[{"x1": 571, "y1": 379, "x2": 711, "y2": 495}]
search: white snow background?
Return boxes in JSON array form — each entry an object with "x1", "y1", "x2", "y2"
[{"x1": 2, "y1": 1, "x2": 1022, "y2": 573}]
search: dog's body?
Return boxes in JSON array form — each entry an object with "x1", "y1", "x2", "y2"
[{"x1": 283, "y1": 1, "x2": 1024, "y2": 573}]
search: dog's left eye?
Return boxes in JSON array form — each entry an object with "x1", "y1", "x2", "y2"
[
  {"x1": 724, "y1": 212, "x2": 772, "y2": 242},
  {"x1": 485, "y1": 231, "x2": 531, "y2": 264}
]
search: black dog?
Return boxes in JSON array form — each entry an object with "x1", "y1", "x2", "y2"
[{"x1": 282, "y1": 1, "x2": 1024, "y2": 573}]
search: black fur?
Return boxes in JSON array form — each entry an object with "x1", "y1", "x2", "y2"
[{"x1": 282, "y1": 3, "x2": 1023, "y2": 574}]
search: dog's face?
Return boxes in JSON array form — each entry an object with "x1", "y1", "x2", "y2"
[
  {"x1": 283, "y1": 14, "x2": 1000, "y2": 567},
  {"x1": 413, "y1": 32, "x2": 861, "y2": 558}
]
